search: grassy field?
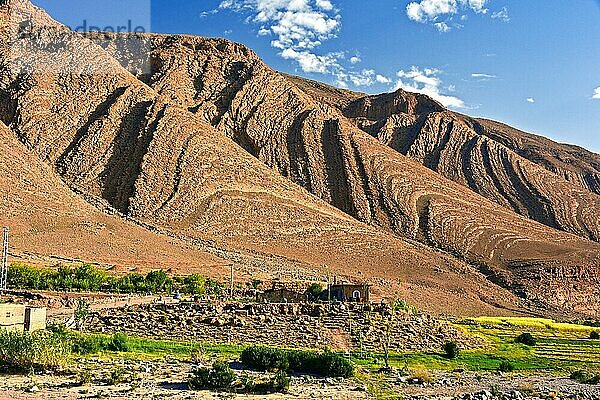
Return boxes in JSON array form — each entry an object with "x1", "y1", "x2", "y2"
[
  {"x1": 2, "y1": 316, "x2": 599, "y2": 400},
  {"x1": 60, "y1": 317, "x2": 599, "y2": 374},
  {"x1": 349, "y1": 317, "x2": 600, "y2": 375}
]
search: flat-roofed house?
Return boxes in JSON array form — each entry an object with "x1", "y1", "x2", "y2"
[{"x1": 0, "y1": 304, "x2": 46, "y2": 332}]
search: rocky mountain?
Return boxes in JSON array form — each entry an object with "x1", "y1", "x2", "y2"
[{"x1": 0, "y1": 0, "x2": 598, "y2": 316}]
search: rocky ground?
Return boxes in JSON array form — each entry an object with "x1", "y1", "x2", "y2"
[
  {"x1": 0, "y1": 356, "x2": 369, "y2": 400},
  {"x1": 82, "y1": 301, "x2": 481, "y2": 353},
  {"x1": 1, "y1": 359, "x2": 599, "y2": 400},
  {"x1": 397, "y1": 371, "x2": 600, "y2": 400}
]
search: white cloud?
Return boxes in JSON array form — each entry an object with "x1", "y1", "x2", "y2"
[
  {"x1": 406, "y1": 0, "x2": 498, "y2": 31},
  {"x1": 434, "y1": 22, "x2": 451, "y2": 32},
  {"x1": 335, "y1": 69, "x2": 391, "y2": 88},
  {"x1": 218, "y1": 0, "x2": 391, "y2": 89},
  {"x1": 394, "y1": 67, "x2": 465, "y2": 109},
  {"x1": 491, "y1": 7, "x2": 510, "y2": 22},
  {"x1": 593, "y1": 87, "x2": 600, "y2": 100},
  {"x1": 407, "y1": 0, "x2": 458, "y2": 23},
  {"x1": 281, "y1": 48, "x2": 341, "y2": 73},
  {"x1": 220, "y1": 0, "x2": 341, "y2": 72},
  {"x1": 527, "y1": 98, "x2": 535, "y2": 103},
  {"x1": 471, "y1": 73, "x2": 497, "y2": 80},
  {"x1": 376, "y1": 74, "x2": 392, "y2": 84}
]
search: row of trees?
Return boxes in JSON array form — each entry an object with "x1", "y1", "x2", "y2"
[{"x1": 7, "y1": 262, "x2": 225, "y2": 296}]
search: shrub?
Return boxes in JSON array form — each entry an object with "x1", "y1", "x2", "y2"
[
  {"x1": 571, "y1": 370, "x2": 600, "y2": 385},
  {"x1": 590, "y1": 331, "x2": 600, "y2": 340},
  {"x1": 255, "y1": 370, "x2": 290, "y2": 393},
  {"x1": 307, "y1": 283, "x2": 323, "y2": 299},
  {"x1": 516, "y1": 333, "x2": 536, "y2": 346},
  {"x1": 107, "y1": 333, "x2": 130, "y2": 352},
  {"x1": 271, "y1": 370, "x2": 291, "y2": 392},
  {"x1": 189, "y1": 361, "x2": 235, "y2": 390},
  {"x1": 410, "y1": 369, "x2": 433, "y2": 384},
  {"x1": 0, "y1": 329, "x2": 68, "y2": 371},
  {"x1": 241, "y1": 346, "x2": 353, "y2": 378},
  {"x1": 442, "y1": 341, "x2": 460, "y2": 359},
  {"x1": 77, "y1": 370, "x2": 93, "y2": 386},
  {"x1": 107, "y1": 367, "x2": 129, "y2": 385},
  {"x1": 498, "y1": 360, "x2": 515, "y2": 372},
  {"x1": 70, "y1": 334, "x2": 106, "y2": 354},
  {"x1": 241, "y1": 346, "x2": 289, "y2": 372}
]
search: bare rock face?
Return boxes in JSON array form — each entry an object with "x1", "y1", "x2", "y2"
[
  {"x1": 0, "y1": 0, "x2": 531, "y2": 317},
  {"x1": 0, "y1": 121, "x2": 227, "y2": 272},
  {"x1": 0, "y1": 2, "x2": 599, "y2": 316},
  {"x1": 86, "y1": 32, "x2": 600, "y2": 315},
  {"x1": 341, "y1": 92, "x2": 600, "y2": 242}
]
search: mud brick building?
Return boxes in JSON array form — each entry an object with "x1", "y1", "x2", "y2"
[{"x1": 0, "y1": 304, "x2": 47, "y2": 332}]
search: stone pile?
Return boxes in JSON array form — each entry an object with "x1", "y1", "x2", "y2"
[{"x1": 85, "y1": 301, "x2": 480, "y2": 352}]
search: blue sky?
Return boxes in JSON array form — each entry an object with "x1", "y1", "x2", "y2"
[{"x1": 34, "y1": 0, "x2": 600, "y2": 152}]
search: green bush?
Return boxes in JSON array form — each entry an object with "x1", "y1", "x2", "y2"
[
  {"x1": 107, "y1": 366, "x2": 130, "y2": 385},
  {"x1": 498, "y1": 360, "x2": 515, "y2": 372},
  {"x1": 70, "y1": 334, "x2": 107, "y2": 354},
  {"x1": 307, "y1": 283, "x2": 323, "y2": 299},
  {"x1": 250, "y1": 370, "x2": 290, "y2": 394},
  {"x1": 516, "y1": 333, "x2": 536, "y2": 346},
  {"x1": 590, "y1": 331, "x2": 600, "y2": 340},
  {"x1": 571, "y1": 370, "x2": 600, "y2": 385},
  {"x1": 63, "y1": 332, "x2": 130, "y2": 355},
  {"x1": 108, "y1": 333, "x2": 130, "y2": 352},
  {"x1": 189, "y1": 361, "x2": 236, "y2": 390},
  {"x1": 442, "y1": 341, "x2": 460, "y2": 359},
  {"x1": 0, "y1": 329, "x2": 68, "y2": 371},
  {"x1": 241, "y1": 346, "x2": 353, "y2": 378},
  {"x1": 241, "y1": 346, "x2": 289, "y2": 372},
  {"x1": 7, "y1": 262, "x2": 192, "y2": 295}
]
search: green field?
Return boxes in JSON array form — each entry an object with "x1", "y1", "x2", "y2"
[
  {"x1": 350, "y1": 317, "x2": 600, "y2": 374},
  {"x1": 61, "y1": 317, "x2": 600, "y2": 374}
]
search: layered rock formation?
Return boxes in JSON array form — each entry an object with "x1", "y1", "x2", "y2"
[{"x1": 0, "y1": 0, "x2": 598, "y2": 316}]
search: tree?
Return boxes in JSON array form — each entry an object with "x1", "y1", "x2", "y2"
[
  {"x1": 145, "y1": 270, "x2": 170, "y2": 293},
  {"x1": 443, "y1": 341, "x2": 460, "y2": 359},
  {"x1": 74, "y1": 298, "x2": 91, "y2": 331},
  {"x1": 307, "y1": 283, "x2": 324, "y2": 300},
  {"x1": 516, "y1": 333, "x2": 536, "y2": 346},
  {"x1": 183, "y1": 274, "x2": 206, "y2": 295}
]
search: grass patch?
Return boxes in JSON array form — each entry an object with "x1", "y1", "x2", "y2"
[{"x1": 0, "y1": 330, "x2": 69, "y2": 372}]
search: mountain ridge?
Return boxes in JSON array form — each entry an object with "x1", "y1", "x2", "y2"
[{"x1": 0, "y1": 1, "x2": 598, "y2": 317}]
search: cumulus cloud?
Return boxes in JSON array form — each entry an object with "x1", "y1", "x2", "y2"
[
  {"x1": 434, "y1": 22, "x2": 451, "y2": 32},
  {"x1": 394, "y1": 67, "x2": 465, "y2": 108},
  {"x1": 334, "y1": 69, "x2": 392, "y2": 88},
  {"x1": 281, "y1": 48, "x2": 341, "y2": 73},
  {"x1": 219, "y1": 0, "x2": 341, "y2": 73},
  {"x1": 405, "y1": 0, "x2": 509, "y2": 31},
  {"x1": 217, "y1": 0, "x2": 391, "y2": 89},
  {"x1": 527, "y1": 97, "x2": 535, "y2": 103},
  {"x1": 593, "y1": 87, "x2": 600, "y2": 100}
]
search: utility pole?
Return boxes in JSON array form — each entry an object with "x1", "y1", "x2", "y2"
[
  {"x1": 230, "y1": 264, "x2": 234, "y2": 299},
  {"x1": 0, "y1": 227, "x2": 8, "y2": 291}
]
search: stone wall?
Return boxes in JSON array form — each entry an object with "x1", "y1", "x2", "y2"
[{"x1": 85, "y1": 302, "x2": 482, "y2": 352}]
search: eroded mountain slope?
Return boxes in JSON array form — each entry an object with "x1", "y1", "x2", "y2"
[
  {"x1": 0, "y1": 0, "x2": 535, "y2": 316},
  {"x1": 88, "y1": 32, "x2": 600, "y2": 315},
  {"x1": 0, "y1": 121, "x2": 228, "y2": 273},
  {"x1": 342, "y1": 91, "x2": 600, "y2": 241}
]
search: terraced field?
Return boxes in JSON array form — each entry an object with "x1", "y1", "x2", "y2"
[{"x1": 356, "y1": 317, "x2": 600, "y2": 373}]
